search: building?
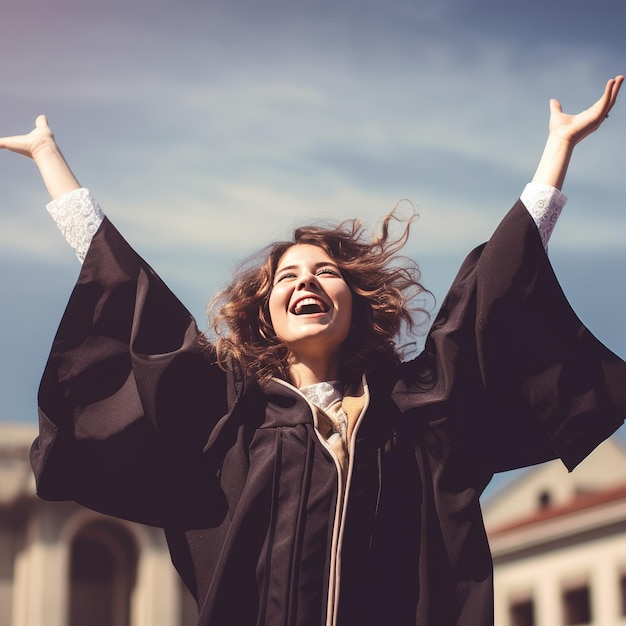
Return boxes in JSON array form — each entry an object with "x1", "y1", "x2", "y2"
[
  {"x1": 2, "y1": 421, "x2": 626, "y2": 626},
  {"x1": 484, "y1": 436, "x2": 626, "y2": 626},
  {"x1": 0, "y1": 423, "x2": 196, "y2": 626}
]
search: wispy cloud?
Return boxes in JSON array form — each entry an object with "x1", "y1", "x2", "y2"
[{"x1": 2, "y1": 0, "x2": 625, "y2": 423}]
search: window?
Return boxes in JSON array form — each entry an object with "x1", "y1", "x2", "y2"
[
  {"x1": 537, "y1": 489, "x2": 552, "y2": 509},
  {"x1": 69, "y1": 520, "x2": 137, "y2": 626},
  {"x1": 562, "y1": 584, "x2": 592, "y2": 625},
  {"x1": 509, "y1": 598, "x2": 535, "y2": 626}
]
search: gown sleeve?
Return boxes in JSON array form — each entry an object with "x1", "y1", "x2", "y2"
[
  {"x1": 396, "y1": 200, "x2": 626, "y2": 474},
  {"x1": 31, "y1": 218, "x2": 231, "y2": 527}
]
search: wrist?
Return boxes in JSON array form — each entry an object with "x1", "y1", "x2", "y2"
[
  {"x1": 31, "y1": 138, "x2": 64, "y2": 165},
  {"x1": 32, "y1": 140, "x2": 82, "y2": 200},
  {"x1": 531, "y1": 135, "x2": 575, "y2": 190},
  {"x1": 544, "y1": 133, "x2": 577, "y2": 155}
]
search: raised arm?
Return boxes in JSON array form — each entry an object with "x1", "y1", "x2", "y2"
[
  {"x1": 0, "y1": 114, "x2": 81, "y2": 200},
  {"x1": 532, "y1": 75, "x2": 623, "y2": 190}
]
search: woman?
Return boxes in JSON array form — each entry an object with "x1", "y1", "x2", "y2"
[{"x1": 1, "y1": 76, "x2": 625, "y2": 626}]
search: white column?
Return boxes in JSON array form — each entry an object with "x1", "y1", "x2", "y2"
[
  {"x1": 590, "y1": 559, "x2": 618, "y2": 625},
  {"x1": 493, "y1": 581, "x2": 509, "y2": 626},
  {"x1": 131, "y1": 527, "x2": 179, "y2": 626},
  {"x1": 12, "y1": 505, "x2": 69, "y2": 626},
  {"x1": 535, "y1": 571, "x2": 561, "y2": 626}
]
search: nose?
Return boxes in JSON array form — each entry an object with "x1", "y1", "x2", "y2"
[{"x1": 296, "y1": 271, "x2": 320, "y2": 291}]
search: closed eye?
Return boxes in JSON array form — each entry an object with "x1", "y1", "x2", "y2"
[
  {"x1": 317, "y1": 267, "x2": 341, "y2": 278},
  {"x1": 275, "y1": 272, "x2": 296, "y2": 284}
]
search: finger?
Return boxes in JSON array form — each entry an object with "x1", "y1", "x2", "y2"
[
  {"x1": 549, "y1": 98, "x2": 563, "y2": 115},
  {"x1": 597, "y1": 79, "x2": 615, "y2": 113},
  {"x1": 592, "y1": 77, "x2": 622, "y2": 125},
  {"x1": 35, "y1": 114, "x2": 49, "y2": 129},
  {"x1": 583, "y1": 78, "x2": 620, "y2": 124},
  {"x1": 606, "y1": 75, "x2": 624, "y2": 113},
  {"x1": 0, "y1": 134, "x2": 18, "y2": 147},
  {"x1": 599, "y1": 76, "x2": 623, "y2": 116}
]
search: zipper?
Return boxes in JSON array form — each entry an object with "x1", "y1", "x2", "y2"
[
  {"x1": 271, "y1": 378, "x2": 345, "y2": 626},
  {"x1": 271, "y1": 376, "x2": 371, "y2": 626},
  {"x1": 329, "y1": 374, "x2": 370, "y2": 626}
]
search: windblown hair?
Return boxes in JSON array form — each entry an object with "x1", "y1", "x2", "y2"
[{"x1": 208, "y1": 208, "x2": 430, "y2": 385}]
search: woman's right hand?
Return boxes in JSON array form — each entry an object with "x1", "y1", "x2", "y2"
[
  {"x1": 0, "y1": 115, "x2": 81, "y2": 199},
  {"x1": 0, "y1": 114, "x2": 57, "y2": 159}
]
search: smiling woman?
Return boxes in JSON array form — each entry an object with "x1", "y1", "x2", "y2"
[
  {"x1": 268, "y1": 244, "x2": 354, "y2": 383},
  {"x1": 1, "y1": 76, "x2": 625, "y2": 626},
  {"x1": 210, "y1": 216, "x2": 425, "y2": 387}
]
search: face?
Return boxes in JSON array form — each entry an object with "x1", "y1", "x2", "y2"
[{"x1": 268, "y1": 244, "x2": 353, "y2": 361}]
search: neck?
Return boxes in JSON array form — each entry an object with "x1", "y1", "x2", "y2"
[{"x1": 288, "y1": 355, "x2": 340, "y2": 388}]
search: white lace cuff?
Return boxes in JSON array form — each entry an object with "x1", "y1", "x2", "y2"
[
  {"x1": 520, "y1": 183, "x2": 567, "y2": 249},
  {"x1": 47, "y1": 188, "x2": 105, "y2": 263}
]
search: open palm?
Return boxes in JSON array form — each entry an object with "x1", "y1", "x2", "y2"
[
  {"x1": 548, "y1": 76, "x2": 623, "y2": 146},
  {"x1": 0, "y1": 114, "x2": 55, "y2": 159}
]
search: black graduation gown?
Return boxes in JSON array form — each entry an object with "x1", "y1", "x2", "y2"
[{"x1": 31, "y1": 201, "x2": 626, "y2": 625}]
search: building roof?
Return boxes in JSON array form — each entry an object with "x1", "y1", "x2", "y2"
[
  {"x1": 489, "y1": 481, "x2": 626, "y2": 537},
  {"x1": 483, "y1": 436, "x2": 626, "y2": 532}
]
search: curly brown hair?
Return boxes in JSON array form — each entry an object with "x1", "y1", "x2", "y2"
[{"x1": 207, "y1": 208, "x2": 430, "y2": 385}]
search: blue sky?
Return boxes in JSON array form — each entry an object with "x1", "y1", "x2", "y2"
[{"x1": 1, "y1": 0, "x2": 625, "y2": 490}]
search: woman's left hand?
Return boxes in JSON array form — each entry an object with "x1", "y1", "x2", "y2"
[{"x1": 548, "y1": 75, "x2": 623, "y2": 147}]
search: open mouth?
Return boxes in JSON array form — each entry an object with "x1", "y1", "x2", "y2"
[{"x1": 291, "y1": 297, "x2": 330, "y2": 315}]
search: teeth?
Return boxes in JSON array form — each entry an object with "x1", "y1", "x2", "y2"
[{"x1": 293, "y1": 298, "x2": 326, "y2": 314}]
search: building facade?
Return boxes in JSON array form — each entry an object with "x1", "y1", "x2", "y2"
[
  {"x1": 484, "y1": 437, "x2": 626, "y2": 626},
  {"x1": 2, "y1": 422, "x2": 626, "y2": 626},
  {"x1": 0, "y1": 424, "x2": 195, "y2": 626}
]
